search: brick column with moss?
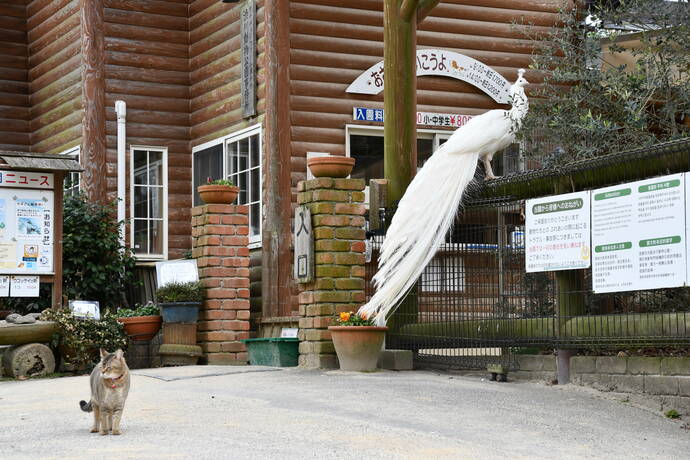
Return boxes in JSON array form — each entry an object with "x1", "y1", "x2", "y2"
[
  {"x1": 297, "y1": 178, "x2": 367, "y2": 368},
  {"x1": 192, "y1": 203, "x2": 251, "y2": 365}
]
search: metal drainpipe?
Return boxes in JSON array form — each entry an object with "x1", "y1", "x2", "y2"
[{"x1": 115, "y1": 100, "x2": 126, "y2": 248}]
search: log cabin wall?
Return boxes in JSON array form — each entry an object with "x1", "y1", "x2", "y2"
[
  {"x1": 27, "y1": 0, "x2": 82, "y2": 154},
  {"x1": 0, "y1": 1, "x2": 30, "y2": 152},
  {"x1": 103, "y1": 0, "x2": 191, "y2": 260},
  {"x1": 189, "y1": 0, "x2": 265, "y2": 148}
]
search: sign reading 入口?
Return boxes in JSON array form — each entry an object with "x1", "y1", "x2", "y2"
[
  {"x1": 525, "y1": 191, "x2": 591, "y2": 273},
  {"x1": 294, "y1": 205, "x2": 314, "y2": 283},
  {"x1": 591, "y1": 173, "x2": 686, "y2": 293}
]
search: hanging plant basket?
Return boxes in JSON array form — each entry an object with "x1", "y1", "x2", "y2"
[
  {"x1": 197, "y1": 184, "x2": 240, "y2": 204},
  {"x1": 328, "y1": 325, "x2": 388, "y2": 371},
  {"x1": 307, "y1": 156, "x2": 356, "y2": 178}
]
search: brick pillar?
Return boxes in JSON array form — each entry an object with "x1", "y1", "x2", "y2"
[
  {"x1": 192, "y1": 204, "x2": 251, "y2": 365},
  {"x1": 297, "y1": 178, "x2": 367, "y2": 368}
]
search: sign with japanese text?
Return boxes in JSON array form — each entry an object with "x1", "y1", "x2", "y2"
[
  {"x1": 591, "y1": 173, "x2": 686, "y2": 293},
  {"x1": 10, "y1": 275, "x2": 39, "y2": 297},
  {"x1": 0, "y1": 171, "x2": 54, "y2": 275},
  {"x1": 0, "y1": 171, "x2": 53, "y2": 189},
  {"x1": 241, "y1": 0, "x2": 256, "y2": 118},
  {"x1": 353, "y1": 107, "x2": 473, "y2": 128},
  {"x1": 525, "y1": 191, "x2": 591, "y2": 273},
  {"x1": 294, "y1": 206, "x2": 314, "y2": 283},
  {"x1": 347, "y1": 49, "x2": 512, "y2": 104}
]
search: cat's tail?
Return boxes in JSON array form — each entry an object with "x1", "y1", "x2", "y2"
[{"x1": 79, "y1": 400, "x2": 93, "y2": 412}]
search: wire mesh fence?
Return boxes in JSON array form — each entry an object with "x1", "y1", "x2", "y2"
[{"x1": 366, "y1": 138, "x2": 690, "y2": 370}]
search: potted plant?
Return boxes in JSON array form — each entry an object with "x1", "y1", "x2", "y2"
[
  {"x1": 155, "y1": 281, "x2": 203, "y2": 323},
  {"x1": 328, "y1": 311, "x2": 387, "y2": 372},
  {"x1": 116, "y1": 302, "x2": 162, "y2": 341},
  {"x1": 197, "y1": 177, "x2": 239, "y2": 204},
  {"x1": 307, "y1": 155, "x2": 355, "y2": 178}
]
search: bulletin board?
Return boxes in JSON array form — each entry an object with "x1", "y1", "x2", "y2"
[{"x1": 0, "y1": 171, "x2": 54, "y2": 275}]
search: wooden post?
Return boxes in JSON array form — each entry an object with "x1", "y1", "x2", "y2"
[
  {"x1": 383, "y1": 0, "x2": 439, "y2": 204},
  {"x1": 263, "y1": 0, "x2": 294, "y2": 318},
  {"x1": 52, "y1": 172, "x2": 64, "y2": 308},
  {"x1": 80, "y1": 0, "x2": 106, "y2": 204}
]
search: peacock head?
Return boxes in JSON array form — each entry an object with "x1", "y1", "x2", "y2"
[{"x1": 513, "y1": 68, "x2": 529, "y2": 88}]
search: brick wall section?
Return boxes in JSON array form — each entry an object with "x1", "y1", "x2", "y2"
[
  {"x1": 296, "y1": 178, "x2": 367, "y2": 368},
  {"x1": 192, "y1": 204, "x2": 251, "y2": 365}
]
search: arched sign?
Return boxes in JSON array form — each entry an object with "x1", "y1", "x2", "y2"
[{"x1": 346, "y1": 49, "x2": 511, "y2": 104}]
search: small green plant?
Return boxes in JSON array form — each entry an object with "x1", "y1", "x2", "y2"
[
  {"x1": 40, "y1": 308, "x2": 127, "y2": 371},
  {"x1": 116, "y1": 302, "x2": 160, "y2": 318},
  {"x1": 333, "y1": 311, "x2": 375, "y2": 326},
  {"x1": 206, "y1": 177, "x2": 234, "y2": 186},
  {"x1": 665, "y1": 409, "x2": 681, "y2": 419},
  {"x1": 155, "y1": 281, "x2": 203, "y2": 303}
]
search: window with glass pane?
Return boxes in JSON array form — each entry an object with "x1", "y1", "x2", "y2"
[
  {"x1": 60, "y1": 148, "x2": 80, "y2": 196},
  {"x1": 131, "y1": 149, "x2": 166, "y2": 258},
  {"x1": 227, "y1": 132, "x2": 261, "y2": 241},
  {"x1": 192, "y1": 144, "x2": 223, "y2": 206}
]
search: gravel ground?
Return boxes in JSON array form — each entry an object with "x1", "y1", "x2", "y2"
[{"x1": 1, "y1": 366, "x2": 688, "y2": 460}]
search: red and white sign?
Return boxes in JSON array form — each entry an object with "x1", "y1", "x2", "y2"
[{"x1": 0, "y1": 171, "x2": 54, "y2": 189}]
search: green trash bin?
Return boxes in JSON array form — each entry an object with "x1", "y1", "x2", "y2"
[{"x1": 241, "y1": 337, "x2": 299, "y2": 367}]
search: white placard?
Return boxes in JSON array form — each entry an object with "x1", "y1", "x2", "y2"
[
  {"x1": 592, "y1": 173, "x2": 686, "y2": 293},
  {"x1": 280, "y1": 328, "x2": 298, "y2": 338},
  {"x1": 69, "y1": 300, "x2": 100, "y2": 320},
  {"x1": 525, "y1": 191, "x2": 591, "y2": 273},
  {"x1": 346, "y1": 49, "x2": 511, "y2": 103},
  {"x1": 0, "y1": 275, "x2": 9, "y2": 296},
  {"x1": 10, "y1": 275, "x2": 39, "y2": 297},
  {"x1": 155, "y1": 259, "x2": 199, "y2": 287}
]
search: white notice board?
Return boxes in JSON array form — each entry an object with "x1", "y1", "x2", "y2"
[
  {"x1": 525, "y1": 191, "x2": 591, "y2": 273},
  {"x1": 0, "y1": 175, "x2": 54, "y2": 275},
  {"x1": 591, "y1": 173, "x2": 686, "y2": 293}
]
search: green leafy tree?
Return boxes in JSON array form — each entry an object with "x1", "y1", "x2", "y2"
[
  {"x1": 521, "y1": 0, "x2": 689, "y2": 164},
  {"x1": 62, "y1": 193, "x2": 136, "y2": 309}
]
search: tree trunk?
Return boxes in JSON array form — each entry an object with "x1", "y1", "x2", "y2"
[{"x1": 383, "y1": 0, "x2": 417, "y2": 205}]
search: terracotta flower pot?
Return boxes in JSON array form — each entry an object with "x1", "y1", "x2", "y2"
[
  {"x1": 307, "y1": 156, "x2": 355, "y2": 178},
  {"x1": 328, "y1": 325, "x2": 388, "y2": 371},
  {"x1": 197, "y1": 184, "x2": 240, "y2": 204},
  {"x1": 118, "y1": 315, "x2": 162, "y2": 341}
]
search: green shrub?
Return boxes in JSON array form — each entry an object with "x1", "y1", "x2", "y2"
[
  {"x1": 40, "y1": 308, "x2": 127, "y2": 370},
  {"x1": 206, "y1": 178, "x2": 234, "y2": 186},
  {"x1": 155, "y1": 281, "x2": 203, "y2": 303},
  {"x1": 63, "y1": 193, "x2": 137, "y2": 309},
  {"x1": 116, "y1": 302, "x2": 160, "y2": 318}
]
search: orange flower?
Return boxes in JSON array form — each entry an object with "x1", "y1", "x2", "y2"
[{"x1": 340, "y1": 312, "x2": 351, "y2": 322}]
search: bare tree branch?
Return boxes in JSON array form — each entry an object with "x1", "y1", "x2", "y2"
[
  {"x1": 416, "y1": 0, "x2": 440, "y2": 24},
  {"x1": 400, "y1": 0, "x2": 419, "y2": 22}
]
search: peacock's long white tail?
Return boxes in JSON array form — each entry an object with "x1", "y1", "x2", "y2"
[{"x1": 358, "y1": 148, "x2": 479, "y2": 326}]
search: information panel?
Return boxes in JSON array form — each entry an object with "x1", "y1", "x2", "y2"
[
  {"x1": 525, "y1": 191, "x2": 591, "y2": 273},
  {"x1": 591, "y1": 173, "x2": 686, "y2": 293},
  {"x1": 0, "y1": 170, "x2": 54, "y2": 275}
]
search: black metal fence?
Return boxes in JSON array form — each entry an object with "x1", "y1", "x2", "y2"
[{"x1": 366, "y1": 139, "x2": 690, "y2": 370}]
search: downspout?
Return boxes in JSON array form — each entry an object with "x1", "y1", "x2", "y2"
[{"x1": 115, "y1": 100, "x2": 126, "y2": 247}]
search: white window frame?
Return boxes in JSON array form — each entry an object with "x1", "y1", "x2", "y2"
[
  {"x1": 192, "y1": 123, "x2": 263, "y2": 248},
  {"x1": 130, "y1": 145, "x2": 168, "y2": 261},
  {"x1": 58, "y1": 146, "x2": 81, "y2": 196}
]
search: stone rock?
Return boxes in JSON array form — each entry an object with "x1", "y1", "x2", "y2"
[
  {"x1": 14, "y1": 315, "x2": 37, "y2": 324},
  {"x1": 2, "y1": 343, "x2": 55, "y2": 378},
  {"x1": 5, "y1": 314, "x2": 20, "y2": 323}
]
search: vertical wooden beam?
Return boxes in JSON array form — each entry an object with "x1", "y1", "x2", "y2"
[
  {"x1": 384, "y1": 0, "x2": 418, "y2": 204},
  {"x1": 263, "y1": 0, "x2": 293, "y2": 318},
  {"x1": 80, "y1": 0, "x2": 106, "y2": 204},
  {"x1": 52, "y1": 172, "x2": 64, "y2": 308}
]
